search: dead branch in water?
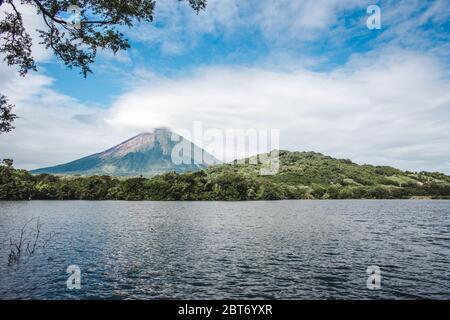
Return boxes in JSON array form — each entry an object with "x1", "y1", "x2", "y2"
[{"x1": 4, "y1": 217, "x2": 52, "y2": 266}]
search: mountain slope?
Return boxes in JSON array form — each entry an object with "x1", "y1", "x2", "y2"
[{"x1": 31, "y1": 128, "x2": 220, "y2": 177}]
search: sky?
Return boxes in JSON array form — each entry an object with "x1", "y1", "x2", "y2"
[{"x1": 0, "y1": 0, "x2": 450, "y2": 173}]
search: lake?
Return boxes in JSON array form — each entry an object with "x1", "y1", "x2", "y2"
[{"x1": 0, "y1": 200, "x2": 449, "y2": 300}]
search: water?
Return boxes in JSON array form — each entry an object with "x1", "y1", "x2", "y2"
[{"x1": 0, "y1": 200, "x2": 449, "y2": 300}]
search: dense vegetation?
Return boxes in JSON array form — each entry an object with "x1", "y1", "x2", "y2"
[{"x1": 1, "y1": 151, "x2": 450, "y2": 201}]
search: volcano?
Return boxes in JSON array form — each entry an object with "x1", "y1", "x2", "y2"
[{"x1": 31, "y1": 128, "x2": 220, "y2": 177}]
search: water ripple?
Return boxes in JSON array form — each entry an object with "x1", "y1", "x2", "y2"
[{"x1": 0, "y1": 200, "x2": 449, "y2": 299}]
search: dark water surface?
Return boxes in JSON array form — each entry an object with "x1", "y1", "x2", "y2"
[{"x1": 0, "y1": 200, "x2": 449, "y2": 299}]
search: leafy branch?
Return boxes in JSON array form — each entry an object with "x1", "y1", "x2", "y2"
[
  {"x1": 0, "y1": 94, "x2": 17, "y2": 133},
  {"x1": 0, "y1": 0, "x2": 207, "y2": 77}
]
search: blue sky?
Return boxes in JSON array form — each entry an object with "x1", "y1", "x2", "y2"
[
  {"x1": 39, "y1": 0, "x2": 447, "y2": 107},
  {"x1": 43, "y1": 1, "x2": 364, "y2": 104},
  {"x1": 1, "y1": 0, "x2": 450, "y2": 173}
]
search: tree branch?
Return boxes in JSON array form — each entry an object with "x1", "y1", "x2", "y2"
[{"x1": 32, "y1": 0, "x2": 67, "y2": 25}]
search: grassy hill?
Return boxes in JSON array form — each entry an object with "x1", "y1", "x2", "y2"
[{"x1": 205, "y1": 150, "x2": 450, "y2": 199}]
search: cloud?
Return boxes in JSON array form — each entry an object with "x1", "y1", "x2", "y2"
[
  {"x1": 0, "y1": 61, "x2": 136, "y2": 169},
  {"x1": 124, "y1": 1, "x2": 249, "y2": 55},
  {"x1": 2, "y1": 46, "x2": 449, "y2": 174},
  {"x1": 97, "y1": 49, "x2": 132, "y2": 64},
  {"x1": 124, "y1": 0, "x2": 450, "y2": 65},
  {"x1": 0, "y1": 50, "x2": 450, "y2": 173},
  {"x1": 105, "y1": 48, "x2": 450, "y2": 173}
]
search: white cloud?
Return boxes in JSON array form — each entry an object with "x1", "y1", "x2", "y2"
[
  {"x1": 127, "y1": 0, "x2": 365, "y2": 54},
  {"x1": 97, "y1": 49, "x2": 132, "y2": 64},
  {"x1": 1, "y1": 48, "x2": 449, "y2": 174},
  {"x1": 125, "y1": 0, "x2": 450, "y2": 60},
  {"x1": 0, "y1": 62, "x2": 136, "y2": 169},
  {"x1": 104, "y1": 48, "x2": 450, "y2": 173}
]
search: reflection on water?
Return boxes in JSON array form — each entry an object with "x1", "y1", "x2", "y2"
[{"x1": 0, "y1": 200, "x2": 449, "y2": 299}]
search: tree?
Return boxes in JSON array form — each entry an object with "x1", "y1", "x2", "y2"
[
  {"x1": 0, "y1": 0, "x2": 207, "y2": 132},
  {"x1": 0, "y1": 95, "x2": 17, "y2": 133},
  {"x1": 1, "y1": 0, "x2": 206, "y2": 76}
]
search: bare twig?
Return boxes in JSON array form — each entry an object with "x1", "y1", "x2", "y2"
[{"x1": 6, "y1": 217, "x2": 52, "y2": 266}]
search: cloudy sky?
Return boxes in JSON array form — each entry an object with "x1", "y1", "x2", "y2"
[{"x1": 1, "y1": 0, "x2": 450, "y2": 173}]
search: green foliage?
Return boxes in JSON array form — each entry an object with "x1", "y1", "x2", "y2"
[
  {"x1": 1, "y1": 151, "x2": 450, "y2": 201},
  {"x1": 0, "y1": 0, "x2": 207, "y2": 77},
  {"x1": 0, "y1": 159, "x2": 36, "y2": 200},
  {"x1": 0, "y1": 95, "x2": 17, "y2": 133}
]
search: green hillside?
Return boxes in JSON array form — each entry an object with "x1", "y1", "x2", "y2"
[{"x1": 205, "y1": 150, "x2": 450, "y2": 199}]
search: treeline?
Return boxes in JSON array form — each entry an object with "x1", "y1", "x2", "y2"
[{"x1": 1, "y1": 159, "x2": 450, "y2": 201}]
